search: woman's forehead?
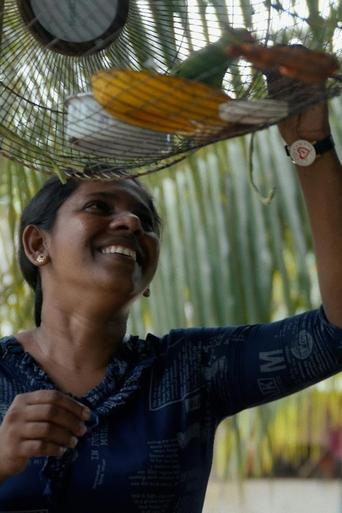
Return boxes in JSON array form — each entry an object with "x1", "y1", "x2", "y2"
[{"x1": 74, "y1": 179, "x2": 150, "y2": 205}]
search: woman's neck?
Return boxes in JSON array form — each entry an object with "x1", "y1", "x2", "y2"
[{"x1": 17, "y1": 306, "x2": 128, "y2": 373}]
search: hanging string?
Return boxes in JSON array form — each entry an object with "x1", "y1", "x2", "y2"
[{"x1": 248, "y1": 131, "x2": 276, "y2": 205}]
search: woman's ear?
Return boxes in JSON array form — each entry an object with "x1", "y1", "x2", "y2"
[{"x1": 22, "y1": 225, "x2": 50, "y2": 266}]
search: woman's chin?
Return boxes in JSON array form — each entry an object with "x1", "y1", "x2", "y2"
[{"x1": 92, "y1": 274, "x2": 145, "y2": 302}]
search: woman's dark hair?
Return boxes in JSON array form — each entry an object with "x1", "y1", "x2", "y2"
[{"x1": 18, "y1": 167, "x2": 162, "y2": 327}]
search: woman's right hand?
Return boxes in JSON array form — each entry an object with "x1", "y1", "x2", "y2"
[{"x1": 0, "y1": 390, "x2": 90, "y2": 480}]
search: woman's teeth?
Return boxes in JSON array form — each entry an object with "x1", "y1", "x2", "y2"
[{"x1": 101, "y1": 245, "x2": 137, "y2": 261}]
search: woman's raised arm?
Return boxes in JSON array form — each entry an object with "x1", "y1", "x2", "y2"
[
  {"x1": 277, "y1": 95, "x2": 342, "y2": 328},
  {"x1": 263, "y1": 44, "x2": 342, "y2": 327}
]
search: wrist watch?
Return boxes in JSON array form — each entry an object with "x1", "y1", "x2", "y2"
[{"x1": 285, "y1": 135, "x2": 334, "y2": 167}]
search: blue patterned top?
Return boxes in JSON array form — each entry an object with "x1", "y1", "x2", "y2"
[{"x1": 0, "y1": 307, "x2": 342, "y2": 512}]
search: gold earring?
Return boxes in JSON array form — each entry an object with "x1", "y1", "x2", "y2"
[
  {"x1": 143, "y1": 288, "x2": 151, "y2": 298},
  {"x1": 36, "y1": 254, "x2": 47, "y2": 265}
]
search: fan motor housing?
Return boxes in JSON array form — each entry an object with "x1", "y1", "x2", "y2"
[{"x1": 17, "y1": 0, "x2": 129, "y2": 56}]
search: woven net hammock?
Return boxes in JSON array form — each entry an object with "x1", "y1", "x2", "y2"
[{"x1": 0, "y1": 0, "x2": 341, "y2": 180}]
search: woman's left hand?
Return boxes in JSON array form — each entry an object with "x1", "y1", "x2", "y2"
[{"x1": 233, "y1": 43, "x2": 338, "y2": 84}]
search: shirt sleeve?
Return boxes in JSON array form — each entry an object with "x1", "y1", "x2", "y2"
[{"x1": 164, "y1": 307, "x2": 342, "y2": 423}]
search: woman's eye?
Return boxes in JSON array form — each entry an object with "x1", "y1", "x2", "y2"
[
  {"x1": 138, "y1": 213, "x2": 154, "y2": 231},
  {"x1": 84, "y1": 202, "x2": 154, "y2": 229},
  {"x1": 84, "y1": 201, "x2": 111, "y2": 213}
]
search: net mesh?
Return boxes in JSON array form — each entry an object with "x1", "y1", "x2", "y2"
[{"x1": 0, "y1": 0, "x2": 341, "y2": 179}]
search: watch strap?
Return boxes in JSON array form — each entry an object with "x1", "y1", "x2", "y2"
[{"x1": 285, "y1": 135, "x2": 334, "y2": 157}]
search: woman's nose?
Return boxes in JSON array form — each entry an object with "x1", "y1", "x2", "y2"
[{"x1": 108, "y1": 212, "x2": 143, "y2": 234}]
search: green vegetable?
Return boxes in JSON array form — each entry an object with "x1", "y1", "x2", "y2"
[{"x1": 171, "y1": 26, "x2": 254, "y2": 88}]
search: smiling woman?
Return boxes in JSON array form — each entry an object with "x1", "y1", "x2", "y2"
[
  {"x1": 1, "y1": 72, "x2": 342, "y2": 513},
  {"x1": 18, "y1": 168, "x2": 161, "y2": 328}
]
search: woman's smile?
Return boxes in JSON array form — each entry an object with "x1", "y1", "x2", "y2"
[
  {"x1": 100, "y1": 245, "x2": 137, "y2": 260},
  {"x1": 95, "y1": 234, "x2": 146, "y2": 266}
]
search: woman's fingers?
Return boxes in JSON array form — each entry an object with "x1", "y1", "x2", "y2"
[
  {"x1": 0, "y1": 390, "x2": 91, "y2": 479},
  {"x1": 20, "y1": 390, "x2": 90, "y2": 421},
  {"x1": 233, "y1": 44, "x2": 338, "y2": 83},
  {"x1": 17, "y1": 439, "x2": 69, "y2": 459},
  {"x1": 8, "y1": 391, "x2": 89, "y2": 438},
  {"x1": 22, "y1": 404, "x2": 87, "y2": 437},
  {"x1": 21, "y1": 421, "x2": 79, "y2": 450},
  {"x1": 278, "y1": 65, "x2": 332, "y2": 83}
]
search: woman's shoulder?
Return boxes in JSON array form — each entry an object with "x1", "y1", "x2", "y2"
[
  {"x1": 1, "y1": 330, "x2": 35, "y2": 350},
  {"x1": 0, "y1": 334, "x2": 18, "y2": 346},
  {"x1": 0, "y1": 331, "x2": 37, "y2": 359}
]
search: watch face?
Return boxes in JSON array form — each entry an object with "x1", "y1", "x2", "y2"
[
  {"x1": 18, "y1": 0, "x2": 129, "y2": 56},
  {"x1": 289, "y1": 139, "x2": 316, "y2": 167}
]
